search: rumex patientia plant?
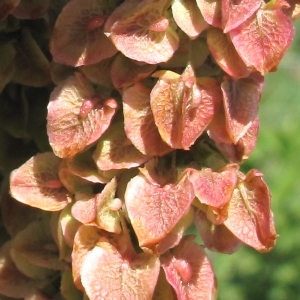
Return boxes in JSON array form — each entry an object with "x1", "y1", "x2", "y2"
[{"x1": 0, "y1": 0, "x2": 299, "y2": 299}]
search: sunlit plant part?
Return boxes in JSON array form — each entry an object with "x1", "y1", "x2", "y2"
[
  {"x1": 221, "y1": 77, "x2": 260, "y2": 144},
  {"x1": 12, "y1": 0, "x2": 50, "y2": 19},
  {"x1": 125, "y1": 167, "x2": 195, "y2": 247},
  {"x1": 207, "y1": 27, "x2": 250, "y2": 79},
  {"x1": 229, "y1": 0, "x2": 294, "y2": 75},
  {"x1": 150, "y1": 65, "x2": 222, "y2": 150},
  {"x1": 161, "y1": 235, "x2": 217, "y2": 300},
  {"x1": 122, "y1": 82, "x2": 172, "y2": 156},
  {"x1": 196, "y1": 0, "x2": 222, "y2": 28},
  {"x1": 93, "y1": 119, "x2": 150, "y2": 170},
  {"x1": 188, "y1": 164, "x2": 238, "y2": 224},
  {"x1": 221, "y1": 0, "x2": 263, "y2": 33},
  {"x1": 10, "y1": 152, "x2": 71, "y2": 211},
  {"x1": 47, "y1": 73, "x2": 118, "y2": 158},
  {"x1": 3, "y1": 0, "x2": 299, "y2": 299},
  {"x1": 110, "y1": 53, "x2": 157, "y2": 89},
  {"x1": 105, "y1": 0, "x2": 179, "y2": 64},
  {"x1": 0, "y1": 0, "x2": 20, "y2": 22},
  {"x1": 224, "y1": 169, "x2": 278, "y2": 252},
  {"x1": 194, "y1": 210, "x2": 242, "y2": 254},
  {"x1": 72, "y1": 177, "x2": 123, "y2": 234},
  {"x1": 50, "y1": 0, "x2": 118, "y2": 66},
  {"x1": 172, "y1": 0, "x2": 209, "y2": 39}
]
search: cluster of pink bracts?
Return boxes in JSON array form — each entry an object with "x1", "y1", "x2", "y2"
[{"x1": 0, "y1": 0, "x2": 299, "y2": 299}]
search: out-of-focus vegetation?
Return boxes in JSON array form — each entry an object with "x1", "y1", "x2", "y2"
[{"x1": 212, "y1": 22, "x2": 300, "y2": 300}]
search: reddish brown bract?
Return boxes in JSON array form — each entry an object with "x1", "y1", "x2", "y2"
[
  {"x1": 47, "y1": 74, "x2": 118, "y2": 158},
  {"x1": 150, "y1": 65, "x2": 222, "y2": 150},
  {"x1": 125, "y1": 169, "x2": 195, "y2": 247},
  {"x1": 229, "y1": 1, "x2": 294, "y2": 75},
  {"x1": 106, "y1": 0, "x2": 179, "y2": 64},
  {"x1": 10, "y1": 152, "x2": 71, "y2": 211},
  {"x1": 50, "y1": 0, "x2": 117, "y2": 66},
  {"x1": 224, "y1": 170, "x2": 278, "y2": 252},
  {"x1": 4, "y1": 0, "x2": 294, "y2": 298},
  {"x1": 162, "y1": 236, "x2": 217, "y2": 300}
]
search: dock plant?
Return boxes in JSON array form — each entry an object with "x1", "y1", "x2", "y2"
[{"x1": 0, "y1": 0, "x2": 299, "y2": 299}]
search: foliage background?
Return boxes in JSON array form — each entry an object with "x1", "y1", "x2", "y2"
[{"x1": 210, "y1": 21, "x2": 300, "y2": 300}]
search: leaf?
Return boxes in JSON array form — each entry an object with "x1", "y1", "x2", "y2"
[
  {"x1": 172, "y1": 0, "x2": 208, "y2": 39},
  {"x1": 81, "y1": 241, "x2": 160, "y2": 300},
  {"x1": 123, "y1": 83, "x2": 172, "y2": 156},
  {"x1": 290, "y1": 3, "x2": 300, "y2": 18},
  {"x1": 66, "y1": 148, "x2": 110, "y2": 184},
  {"x1": 24, "y1": 86, "x2": 51, "y2": 151},
  {"x1": 222, "y1": 0, "x2": 263, "y2": 33},
  {"x1": 207, "y1": 104, "x2": 232, "y2": 145},
  {"x1": 125, "y1": 170, "x2": 195, "y2": 247},
  {"x1": 208, "y1": 71, "x2": 264, "y2": 146},
  {"x1": 72, "y1": 224, "x2": 143, "y2": 292},
  {"x1": 161, "y1": 35, "x2": 207, "y2": 70},
  {"x1": 158, "y1": 32, "x2": 191, "y2": 69},
  {"x1": 50, "y1": 211, "x2": 68, "y2": 262},
  {"x1": 93, "y1": 119, "x2": 150, "y2": 170},
  {"x1": 58, "y1": 159, "x2": 94, "y2": 196},
  {"x1": 93, "y1": 177, "x2": 122, "y2": 233},
  {"x1": 0, "y1": 189, "x2": 43, "y2": 237},
  {"x1": 188, "y1": 37, "x2": 211, "y2": 69},
  {"x1": 138, "y1": 158, "x2": 176, "y2": 187},
  {"x1": 58, "y1": 205, "x2": 81, "y2": 249},
  {"x1": 115, "y1": 168, "x2": 139, "y2": 202},
  {"x1": 207, "y1": 28, "x2": 250, "y2": 79},
  {"x1": 0, "y1": 242, "x2": 43, "y2": 298},
  {"x1": 111, "y1": 53, "x2": 156, "y2": 89},
  {"x1": 236, "y1": 115, "x2": 259, "y2": 160},
  {"x1": 161, "y1": 235, "x2": 217, "y2": 300},
  {"x1": 12, "y1": 0, "x2": 50, "y2": 19},
  {"x1": 11, "y1": 218, "x2": 66, "y2": 279},
  {"x1": 60, "y1": 269, "x2": 83, "y2": 300},
  {"x1": 188, "y1": 164, "x2": 238, "y2": 224},
  {"x1": 221, "y1": 77, "x2": 260, "y2": 144},
  {"x1": 0, "y1": 128, "x2": 39, "y2": 173},
  {"x1": 0, "y1": 41, "x2": 16, "y2": 93},
  {"x1": 156, "y1": 207, "x2": 194, "y2": 255},
  {"x1": 23, "y1": 290, "x2": 54, "y2": 300},
  {"x1": 72, "y1": 225, "x2": 102, "y2": 290},
  {"x1": 10, "y1": 152, "x2": 71, "y2": 211},
  {"x1": 153, "y1": 269, "x2": 177, "y2": 300},
  {"x1": 0, "y1": 0, "x2": 20, "y2": 22},
  {"x1": 50, "y1": 0, "x2": 117, "y2": 66},
  {"x1": 72, "y1": 177, "x2": 122, "y2": 233},
  {"x1": 50, "y1": 62, "x2": 76, "y2": 86},
  {"x1": 196, "y1": 0, "x2": 222, "y2": 28},
  {"x1": 224, "y1": 170, "x2": 278, "y2": 252},
  {"x1": 194, "y1": 209, "x2": 241, "y2": 254},
  {"x1": 97, "y1": 168, "x2": 124, "y2": 184},
  {"x1": 106, "y1": 0, "x2": 179, "y2": 64},
  {"x1": 47, "y1": 73, "x2": 118, "y2": 158},
  {"x1": 72, "y1": 193, "x2": 97, "y2": 224},
  {"x1": 151, "y1": 65, "x2": 222, "y2": 149},
  {"x1": 189, "y1": 165, "x2": 238, "y2": 209},
  {"x1": 13, "y1": 27, "x2": 51, "y2": 87},
  {"x1": 79, "y1": 56, "x2": 115, "y2": 87},
  {"x1": 229, "y1": 1, "x2": 294, "y2": 75},
  {"x1": 190, "y1": 136, "x2": 229, "y2": 170},
  {"x1": 215, "y1": 116, "x2": 260, "y2": 162}
]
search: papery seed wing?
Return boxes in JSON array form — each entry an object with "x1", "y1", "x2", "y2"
[{"x1": 10, "y1": 152, "x2": 71, "y2": 211}]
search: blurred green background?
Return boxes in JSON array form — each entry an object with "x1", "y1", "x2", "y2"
[{"x1": 211, "y1": 21, "x2": 300, "y2": 300}]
